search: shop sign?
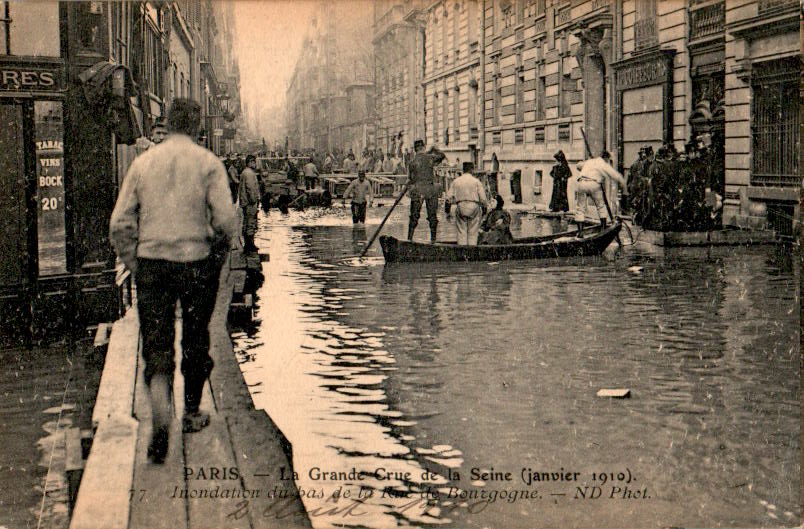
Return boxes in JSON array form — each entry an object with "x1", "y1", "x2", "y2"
[
  {"x1": 616, "y1": 57, "x2": 669, "y2": 91},
  {"x1": 0, "y1": 59, "x2": 65, "y2": 93}
]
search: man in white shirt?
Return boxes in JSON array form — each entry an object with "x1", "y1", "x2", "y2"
[
  {"x1": 446, "y1": 162, "x2": 487, "y2": 245},
  {"x1": 110, "y1": 98, "x2": 237, "y2": 462},
  {"x1": 574, "y1": 151, "x2": 627, "y2": 235}
]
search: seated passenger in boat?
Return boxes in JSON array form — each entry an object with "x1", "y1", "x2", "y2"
[{"x1": 479, "y1": 195, "x2": 514, "y2": 245}]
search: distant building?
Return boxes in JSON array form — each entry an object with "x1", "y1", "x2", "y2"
[{"x1": 286, "y1": 2, "x2": 375, "y2": 155}]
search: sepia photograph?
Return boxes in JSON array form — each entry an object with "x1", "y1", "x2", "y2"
[{"x1": 0, "y1": 1, "x2": 800, "y2": 528}]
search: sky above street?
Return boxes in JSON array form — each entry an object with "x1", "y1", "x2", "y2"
[{"x1": 233, "y1": 0, "x2": 318, "y2": 140}]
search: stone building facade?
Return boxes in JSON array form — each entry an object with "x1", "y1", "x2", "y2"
[
  {"x1": 449, "y1": 0, "x2": 799, "y2": 228},
  {"x1": 373, "y1": 0, "x2": 427, "y2": 156},
  {"x1": 286, "y1": 2, "x2": 375, "y2": 155},
  {"x1": 422, "y1": 0, "x2": 484, "y2": 167}
]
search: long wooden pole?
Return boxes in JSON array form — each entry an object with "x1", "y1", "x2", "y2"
[{"x1": 360, "y1": 184, "x2": 409, "y2": 258}]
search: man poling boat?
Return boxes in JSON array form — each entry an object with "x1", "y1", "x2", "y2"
[{"x1": 577, "y1": 128, "x2": 627, "y2": 246}]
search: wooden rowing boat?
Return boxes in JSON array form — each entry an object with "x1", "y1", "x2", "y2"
[{"x1": 379, "y1": 222, "x2": 622, "y2": 263}]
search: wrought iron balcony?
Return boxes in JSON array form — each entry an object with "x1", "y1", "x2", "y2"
[{"x1": 689, "y1": 1, "x2": 725, "y2": 41}]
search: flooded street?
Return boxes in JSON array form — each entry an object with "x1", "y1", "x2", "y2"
[{"x1": 234, "y1": 205, "x2": 800, "y2": 529}]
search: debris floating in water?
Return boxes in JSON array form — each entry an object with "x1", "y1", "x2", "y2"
[
  {"x1": 628, "y1": 266, "x2": 643, "y2": 274},
  {"x1": 596, "y1": 388, "x2": 631, "y2": 398}
]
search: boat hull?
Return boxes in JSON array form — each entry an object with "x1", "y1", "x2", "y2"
[{"x1": 379, "y1": 223, "x2": 621, "y2": 263}]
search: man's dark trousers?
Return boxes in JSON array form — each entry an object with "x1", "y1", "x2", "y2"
[
  {"x1": 351, "y1": 201, "x2": 367, "y2": 223},
  {"x1": 136, "y1": 257, "x2": 219, "y2": 413},
  {"x1": 408, "y1": 192, "x2": 439, "y2": 240}
]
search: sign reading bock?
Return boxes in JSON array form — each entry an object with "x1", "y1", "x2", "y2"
[{"x1": 0, "y1": 58, "x2": 65, "y2": 93}]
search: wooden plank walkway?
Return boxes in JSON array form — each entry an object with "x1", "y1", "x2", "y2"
[{"x1": 70, "y1": 241, "x2": 309, "y2": 529}]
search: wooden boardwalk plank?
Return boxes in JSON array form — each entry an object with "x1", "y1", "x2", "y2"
[
  {"x1": 69, "y1": 416, "x2": 138, "y2": 529},
  {"x1": 129, "y1": 334, "x2": 188, "y2": 529},
  {"x1": 184, "y1": 384, "x2": 251, "y2": 529},
  {"x1": 92, "y1": 310, "x2": 139, "y2": 426}
]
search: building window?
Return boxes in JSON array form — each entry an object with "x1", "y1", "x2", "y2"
[
  {"x1": 514, "y1": 128, "x2": 524, "y2": 144},
  {"x1": 515, "y1": 70, "x2": 524, "y2": 123},
  {"x1": 525, "y1": 0, "x2": 546, "y2": 18},
  {"x1": 635, "y1": 0, "x2": 658, "y2": 50},
  {"x1": 432, "y1": 93, "x2": 439, "y2": 145},
  {"x1": 442, "y1": 91, "x2": 449, "y2": 144},
  {"x1": 536, "y1": 74, "x2": 546, "y2": 120},
  {"x1": 560, "y1": 64, "x2": 572, "y2": 118},
  {"x1": 751, "y1": 58, "x2": 800, "y2": 187},
  {"x1": 492, "y1": 131, "x2": 502, "y2": 145},
  {"x1": 558, "y1": 123, "x2": 570, "y2": 142},
  {"x1": 452, "y1": 87, "x2": 459, "y2": 140},
  {"x1": 501, "y1": 2, "x2": 514, "y2": 28},
  {"x1": 534, "y1": 126, "x2": 545, "y2": 143}
]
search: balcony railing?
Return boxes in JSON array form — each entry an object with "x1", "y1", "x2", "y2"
[
  {"x1": 758, "y1": 0, "x2": 797, "y2": 14},
  {"x1": 689, "y1": 1, "x2": 725, "y2": 41}
]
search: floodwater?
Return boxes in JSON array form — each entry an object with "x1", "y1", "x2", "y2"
[
  {"x1": 234, "y1": 204, "x2": 800, "y2": 529},
  {"x1": 0, "y1": 339, "x2": 100, "y2": 529}
]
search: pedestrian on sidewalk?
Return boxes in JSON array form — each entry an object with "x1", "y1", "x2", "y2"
[
  {"x1": 240, "y1": 154, "x2": 260, "y2": 253},
  {"x1": 109, "y1": 98, "x2": 237, "y2": 464},
  {"x1": 343, "y1": 170, "x2": 373, "y2": 224}
]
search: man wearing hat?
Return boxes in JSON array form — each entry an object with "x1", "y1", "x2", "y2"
[
  {"x1": 406, "y1": 139, "x2": 446, "y2": 242},
  {"x1": 446, "y1": 161, "x2": 487, "y2": 245},
  {"x1": 574, "y1": 150, "x2": 626, "y2": 236}
]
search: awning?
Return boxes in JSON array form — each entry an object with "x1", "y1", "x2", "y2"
[{"x1": 77, "y1": 62, "x2": 140, "y2": 145}]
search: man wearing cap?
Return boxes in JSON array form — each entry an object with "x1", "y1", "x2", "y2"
[
  {"x1": 240, "y1": 155, "x2": 261, "y2": 252},
  {"x1": 446, "y1": 162, "x2": 487, "y2": 245},
  {"x1": 343, "y1": 170, "x2": 374, "y2": 224},
  {"x1": 407, "y1": 139, "x2": 446, "y2": 242},
  {"x1": 151, "y1": 117, "x2": 168, "y2": 145},
  {"x1": 574, "y1": 150, "x2": 626, "y2": 236},
  {"x1": 109, "y1": 98, "x2": 237, "y2": 463}
]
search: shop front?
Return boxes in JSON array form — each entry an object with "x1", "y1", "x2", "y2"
[
  {"x1": 0, "y1": 57, "x2": 76, "y2": 338},
  {"x1": 612, "y1": 50, "x2": 675, "y2": 176}
]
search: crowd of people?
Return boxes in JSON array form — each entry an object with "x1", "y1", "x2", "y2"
[
  {"x1": 627, "y1": 138, "x2": 724, "y2": 231},
  {"x1": 545, "y1": 136, "x2": 724, "y2": 232}
]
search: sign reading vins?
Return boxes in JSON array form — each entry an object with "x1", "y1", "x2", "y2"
[{"x1": 35, "y1": 101, "x2": 67, "y2": 276}]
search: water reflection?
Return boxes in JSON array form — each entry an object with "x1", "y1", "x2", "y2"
[{"x1": 234, "y1": 212, "x2": 800, "y2": 529}]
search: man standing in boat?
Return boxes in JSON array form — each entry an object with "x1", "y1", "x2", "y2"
[
  {"x1": 574, "y1": 150, "x2": 627, "y2": 237},
  {"x1": 407, "y1": 139, "x2": 446, "y2": 242},
  {"x1": 446, "y1": 162, "x2": 487, "y2": 245}
]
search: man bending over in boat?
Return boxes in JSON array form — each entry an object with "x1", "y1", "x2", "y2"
[
  {"x1": 446, "y1": 162, "x2": 487, "y2": 245},
  {"x1": 479, "y1": 194, "x2": 514, "y2": 245},
  {"x1": 574, "y1": 150, "x2": 626, "y2": 237}
]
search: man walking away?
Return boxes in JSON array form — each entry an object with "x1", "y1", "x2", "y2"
[
  {"x1": 446, "y1": 162, "x2": 487, "y2": 245},
  {"x1": 407, "y1": 139, "x2": 446, "y2": 242},
  {"x1": 343, "y1": 170, "x2": 373, "y2": 224},
  {"x1": 574, "y1": 151, "x2": 626, "y2": 236},
  {"x1": 240, "y1": 154, "x2": 260, "y2": 252},
  {"x1": 109, "y1": 98, "x2": 237, "y2": 463}
]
